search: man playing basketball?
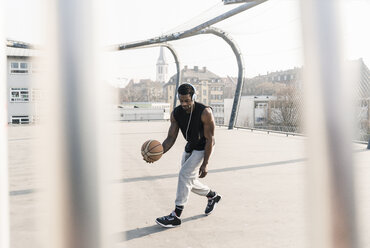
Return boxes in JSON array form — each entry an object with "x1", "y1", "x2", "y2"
[{"x1": 144, "y1": 83, "x2": 221, "y2": 228}]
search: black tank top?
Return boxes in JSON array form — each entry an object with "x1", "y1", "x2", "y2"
[{"x1": 174, "y1": 102, "x2": 207, "y2": 152}]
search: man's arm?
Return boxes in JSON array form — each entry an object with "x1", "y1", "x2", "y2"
[
  {"x1": 199, "y1": 107, "x2": 215, "y2": 178},
  {"x1": 162, "y1": 111, "x2": 179, "y2": 154}
]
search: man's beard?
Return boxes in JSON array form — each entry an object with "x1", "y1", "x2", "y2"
[{"x1": 182, "y1": 105, "x2": 192, "y2": 112}]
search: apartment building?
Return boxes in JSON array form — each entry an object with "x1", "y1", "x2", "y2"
[
  {"x1": 164, "y1": 65, "x2": 225, "y2": 124},
  {"x1": 6, "y1": 40, "x2": 41, "y2": 124}
]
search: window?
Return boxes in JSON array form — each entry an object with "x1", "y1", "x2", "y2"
[
  {"x1": 10, "y1": 88, "x2": 29, "y2": 102},
  {"x1": 10, "y1": 62, "x2": 29, "y2": 74},
  {"x1": 11, "y1": 116, "x2": 30, "y2": 124},
  {"x1": 11, "y1": 62, "x2": 18, "y2": 69}
]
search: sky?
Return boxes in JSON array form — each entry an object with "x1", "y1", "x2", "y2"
[{"x1": 4, "y1": 0, "x2": 370, "y2": 84}]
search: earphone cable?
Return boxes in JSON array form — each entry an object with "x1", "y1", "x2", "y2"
[{"x1": 185, "y1": 104, "x2": 194, "y2": 141}]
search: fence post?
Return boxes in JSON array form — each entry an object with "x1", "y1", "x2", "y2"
[
  {"x1": 0, "y1": 2, "x2": 10, "y2": 246},
  {"x1": 40, "y1": 0, "x2": 109, "y2": 248},
  {"x1": 300, "y1": 0, "x2": 358, "y2": 247}
]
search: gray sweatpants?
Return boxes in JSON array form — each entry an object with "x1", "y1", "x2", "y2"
[{"x1": 175, "y1": 150, "x2": 210, "y2": 206}]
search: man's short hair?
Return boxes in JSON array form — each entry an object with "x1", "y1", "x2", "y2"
[{"x1": 177, "y1": 83, "x2": 195, "y2": 98}]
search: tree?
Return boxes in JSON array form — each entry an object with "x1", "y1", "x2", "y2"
[
  {"x1": 119, "y1": 79, "x2": 165, "y2": 103},
  {"x1": 268, "y1": 85, "x2": 302, "y2": 132}
]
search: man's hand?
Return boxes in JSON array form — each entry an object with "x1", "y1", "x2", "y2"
[
  {"x1": 143, "y1": 157, "x2": 154, "y2": 164},
  {"x1": 199, "y1": 107, "x2": 214, "y2": 179},
  {"x1": 199, "y1": 163, "x2": 208, "y2": 178}
]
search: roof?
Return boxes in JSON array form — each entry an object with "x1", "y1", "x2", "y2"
[
  {"x1": 6, "y1": 39, "x2": 40, "y2": 57},
  {"x1": 165, "y1": 66, "x2": 221, "y2": 86},
  {"x1": 6, "y1": 46, "x2": 41, "y2": 57}
]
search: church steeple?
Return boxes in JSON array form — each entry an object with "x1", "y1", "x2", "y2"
[{"x1": 156, "y1": 46, "x2": 168, "y2": 83}]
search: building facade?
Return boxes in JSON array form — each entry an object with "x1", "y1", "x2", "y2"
[
  {"x1": 224, "y1": 96, "x2": 276, "y2": 127},
  {"x1": 6, "y1": 40, "x2": 41, "y2": 124},
  {"x1": 164, "y1": 65, "x2": 225, "y2": 124},
  {"x1": 242, "y1": 67, "x2": 302, "y2": 96}
]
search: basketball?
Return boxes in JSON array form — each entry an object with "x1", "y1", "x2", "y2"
[{"x1": 141, "y1": 139, "x2": 163, "y2": 162}]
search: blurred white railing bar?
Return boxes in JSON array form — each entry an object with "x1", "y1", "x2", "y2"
[
  {"x1": 42, "y1": 0, "x2": 105, "y2": 248},
  {"x1": 59, "y1": 0, "x2": 102, "y2": 247},
  {"x1": 0, "y1": 2, "x2": 10, "y2": 247},
  {"x1": 300, "y1": 0, "x2": 358, "y2": 247}
]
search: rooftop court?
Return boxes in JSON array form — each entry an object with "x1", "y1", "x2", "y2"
[{"x1": 8, "y1": 121, "x2": 370, "y2": 248}]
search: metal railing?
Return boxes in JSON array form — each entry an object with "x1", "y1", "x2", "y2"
[{"x1": 2, "y1": 1, "x2": 368, "y2": 248}]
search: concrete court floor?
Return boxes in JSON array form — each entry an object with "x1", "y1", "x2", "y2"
[{"x1": 7, "y1": 122, "x2": 370, "y2": 248}]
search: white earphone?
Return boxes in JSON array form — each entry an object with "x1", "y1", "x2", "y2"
[{"x1": 177, "y1": 83, "x2": 197, "y2": 101}]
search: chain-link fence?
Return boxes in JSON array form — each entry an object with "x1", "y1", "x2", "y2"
[
  {"x1": 235, "y1": 60, "x2": 370, "y2": 142},
  {"x1": 114, "y1": 0, "x2": 369, "y2": 143}
]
